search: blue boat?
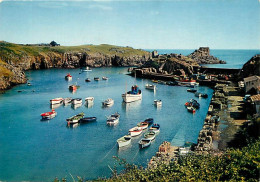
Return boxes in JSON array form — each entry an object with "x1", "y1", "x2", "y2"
[
  {"x1": 79, "y1": 117, "x2": 97, "y2": 123},
  {"x1": 149, "y1": 123, "x2": 160, "y2": 133},
  {"x1": 144, "y1": 118, "x2": 154, "y2": 125}
]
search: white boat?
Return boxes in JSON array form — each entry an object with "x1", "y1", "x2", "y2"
[
  {"x1": 122, "y1": 85, "x2": 142, "y2": 103},
  {"x1": 137, "y1": 122, "x2": 148, "y2": 130},
  {"x1": 50, "y1": 98, "x2": 63, "y2": 105},
  {"x1": 154, "y1": 100, "x2": 162, "y2": 106},
  {"x1": 102, "y1": 98, "x2": 114, "y2": 106},
  {"x1": 41, "y1": 109, "x2": 57, "y2": 120},
  {"x1": 71, "y1": 98, "x2": 82, "y2": 105},
  {"x1": 85, "y1": 97, "x2": 94, "y2": 104},
  {"x1": 145, "y1": 84, "x2": 156, "y2": 90},
  {"x1": 144, "y1": 131, "x2": 156, "y2": 140},
  {"x1": 72, "y1": 103, "x2": 82, "y2": 110},
  {"x1": 177, "y1": 79, "x2": 197, "y2": 86},
  {"x1": 65, "y1": 73, "x2": 72, "y2": 81},
  {"x1": 139, "y1": 138, "x2": 152, "y2": 148},
  {"x1": 129, "y1": 126, "x2": 142, "y2": 137},
  {"x1": 149, "y1": 124, "x2": 160, "y2": 134},
  {"x1": 63, "y1": 97, "x2": 72, "y2": 105},
  {"x1": 107, "y1": 112, "x2": 120, "y2": 125},
  {"x1": 102, "y1": 76, "x2": 108, "y2": 80},
  {"x1": 81, "y1": 67, "x2": 92, "y2": 72},
  {"x1": 117, "y1": 135, "x2": 131, "y2": 148}
]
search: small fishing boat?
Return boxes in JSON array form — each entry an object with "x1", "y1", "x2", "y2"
[
  {"x1": 65, "y1": 73, "x2": 72, "y2": 81},
  {"x1": 27, "y1": 82, "x2": 32, "y2": 86},
  {"x1": 71, "y1": 98, "x2": 82, "y2": 105},
  {"x1": 63, "y1": 97, "x2": 72, "y2": 105},
  {"x1": 139, "y1": 138, "x2": 152, "y2": 148},
  {"x1": 129, "y1": 127, "x2": 143, "y2": 137},
  {"x1": 144, "y1": 118, "x2": 154, "y2": 125},
  {"x1": 145, "y1": 84, "x2": 156, "y2": 90},
  {"x1": 81, "y1": 67, "x2": 92, "y2": 72},
  {"x1": 102, "y1": 76, "x2": 108, "y2": 80},
  {"x1": 94, "y1": 77, "x2": 100, "y2": 81},
  {"x1": 85, "y1": 97, "x2": 94, "y2": 104},
  {"x1": 122, "y1": 85, "x2": 142, "y2": 103},
  {"x1": 137, "y1": 122, "x2": 148, "y2": 130},
  {"x1": 187, "y1": 89, "x2": 197, "y2": 93},
  {"x1": 144, "y1": 131, "x2": 156, "y2": 140},
  {"x1": 71, "y1": 103, "x2": 82, "y2": 110},
  {"x1": 79, "y1": 117, "x2": 97, "y2": 123},
  {"x1": 117, "y1": 135, "x2": 132, "y2": 148},
  {"x1": 187, "y1": 106, "x2": 196, "y2": 113},
  {"x1": 185, "y1": 99, "x2": 200, "y2": 109},
  {"x1": 154, "y1": 100, "x2": 162, "y2": 106},
  {"x1": 102, "y1": 98, "x2": 114, "y2": 106},
  {"x1": 177, "y1": 79, "x2": 197, "y2": 87},
  {"x1": 41, "y1": 109, "x2": 57, "y2": 120},
  {"x1": 85, "y1": 78, "x2": 91, "y2": 82},
  {"x1": 50, "y1": 98, "x2": 63, "y2": 105},
  {"x1": 149, "y1": 124, "x2": 160, "y2": 133},
  {"x1": 195, "y1": 92, "x2": 208, "y2": 98},
  {"x1": 66, "y1": 112, "x2": 84, "y2": 125},
  {"x1": 107, "y1": 112, "x2": 120, "y2": 125},
  {"x1": 69, "y1": 85, "x2": 79, "y2": 92}
]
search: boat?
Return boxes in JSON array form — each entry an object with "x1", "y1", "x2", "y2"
[
  {"x1": 85, "y1": 97, "x2": 94, "y2": 104},
  {"x1": 145, "y1": 84, "x2": 156, "y2": 90},
  {"x1": 187, "y1": 106, "x2": 196, "y2": 113},
  {"x1": 166, "y1": 81, "x2": 178, "y2": 86},
  {"x1": 177, "y1": 79, "x2": 197, "y2": 86},
  {"x1": 71, "y1": 103, "x2": 82, "y2": 110},
  {"x1": 117, "y1": 135, "x2": 132, "y2": 148},
  {"x1": 69, "y1": 85, "x2": 79, "y2": 92},
  {"x1": 129, "y1": 126, "x2": 143, "y2": 137},
  {"x1": 137, "y1": 122, "x2": 148, "y2": 130},
  {"x1": 50, "y1": 98, "x2": 63, "y2": 105},
  {"x1": 139, "y1": 138, "x2": 152, "y2": 148},
  {"x1": 122, "y1": 85, "x2": 142, "y2": 103},
  {"x1": 149, "y1": 124, "x2": 160, "y2": 133},
  {"x1": 41, "y1": 109, "x2": 57, "y2": 120},
  {"x1": 27, "y1": 82, "x2": 32, "y2": 86},
  {"x1": 154, "y1": 100, "x2": 162, "y2": 106},
  {"x1": 71, "y1": 98, "x2": 82, "y2": 105},
  {"x1": 195, "y1": 92, "x2": 208, "y2": 98},
  {"x1": 66, "y1": 112, "x2": 84, "y2": 125},
  {"x1": 144, "y1": 131, "x2": 156, "y2": 140},
  {"x1": 85, "y1": 78, "x2": 91, "y2": 82},
  {"x1": 185, "y1": 99, "x2": 200, "y2": 109},
  {"x1": 65, "y1": 73, "x2": 72, "y2": 81},
  {"x1": 152, "y1": 80, "x2": 158, "y2": 83},
  {"x1": 187, "y1": 89, "x2": 197, "y2": 93},
  {"x1": 81, "y1": 67, "x2": 92, "y2": 72},
  {"x1": 102, "y1": 76, "x2": 108, "y2": 80},
  {"x1": 107, "y1": 112, "x2": 120, "y2": 125},
  {"x1": 102, "y1": 98, "x2": 114, "y2": 106},
  {"x1": 79, "y1": 117, "x2": 97, "y2": 123},
  {"x1": 63, "y1": 97, "x2": 72, "y2": 105},
  {"x1": 94, "y1": 77, "x2": 100, "y2": 81},
  {"x1": 144, "y1": 118, "x2": 154, "y2": 125}
]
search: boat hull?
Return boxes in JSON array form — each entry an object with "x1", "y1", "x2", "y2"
[
  {"x1": 122, "y1": 93, "x2": 142, "y2": 103},
  {"x1": 50, "y1": 98, "x2": 63, "y2": 105}
]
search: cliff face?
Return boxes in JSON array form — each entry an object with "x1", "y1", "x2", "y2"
[
  {"x1": 188, "y1": 47, "x2": 226, "y2": 64},
  {"x1": 239, "y1": 54, "x2": 260, "y2": 78},
  {"x1": 0, "y1": 42, "x2": 151, "y2": 90}
]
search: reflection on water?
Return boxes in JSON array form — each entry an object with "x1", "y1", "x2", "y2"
[
  {"x1": 121, "y1": 100, "x2": 142, "y2": 112},
  {"x1": 85, "y1": 102, "x2": 94, "y2": 108},
  {"x1": 50, "y1": 103, "x2": 62, "y2": 109},
  {"x1": 71, "y1": 103, "x2": 82, "y2": 110}
]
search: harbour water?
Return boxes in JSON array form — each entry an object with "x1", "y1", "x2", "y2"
[{"x1": 0, "y1": 67, "x2": 212, "y2": 181}]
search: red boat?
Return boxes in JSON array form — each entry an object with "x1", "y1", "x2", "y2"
[
  {"x1": 41, "y1": 109, "x2": 57, "y2": 120},
  {"x1": 69, "y1": 85, "x2": 78, "y2": 91},
  {"x1": 65, "y1": 73, "x2": 72, "y2": 81}
]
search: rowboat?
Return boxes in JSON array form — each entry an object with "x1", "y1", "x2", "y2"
[
  {"x1": 122, "y1": 85, "x2": 142, "y2": 103},
  {"x1": 85, "y1": 97, "x2": 94, "y2": 104},
  {"x1": 102, "y1": 98, "x2": 114, "y2": 107},
  {"x1": 137, "y1": 122, "x2": 148, "y2": 130},
  {"x1": 94, "y1": 77, "x2": 100, "y2": 81},
  {"x1": 50, "y1": 98, "x2": 63, "y2": 105},
  {"x1": 85, "y1": 78, "x2": 91, "y2": 82},
  {"x1": 63, "y1": 97, "x2": 72, "y2": 105},
  {"x1": 139, "y1": 138, "x2": 151, "y2": 148},
  {"x1": 41, "y1": 109, "x2": 57, "y2": 120},
  {"x1": 102, "y1": 76, "x2": 108, "y2": 80},
  {"x1": 117, "y1": 135, "x2": 132, "y2": 148},
  {"x1": 66, "y1": 112, "x2": 84, "y2": 125},
  {"x1": 71, "y1": 98, "x2": 82, "y2": 105},
  {"x1": 79, "y1": 117, "x2": 97, "y2": 123},
  {"x1": 65, "y1": 73, "x2": 72, "y2": 81},
  {"x1": 129, "y1": 127, "x2": 142, "y2": 137},
  {"x1": 107, "y1": 112, "x2": 120, "y2": 125},
  {"x1": 144, "y1": 131, "x2": 156, "y2": 140},
  {"x1": 145, "y1": 84, "x2": 156, "y2": 90},
  {"x1": 154, "y1": 100, "x2": 162, "y2": 106},
  {"x1": 149, "y1": 124, "x2": 160, "y2": 133}
]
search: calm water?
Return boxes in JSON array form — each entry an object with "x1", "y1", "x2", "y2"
[
  {"x1": 146, "y1": 49, "x2": 260, "y2": 69},
  {"x1": 0, "y1": 67, "x2": 213, "y2": 181}
]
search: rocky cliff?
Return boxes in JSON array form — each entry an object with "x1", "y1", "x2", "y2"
[
  {"x1": 239, "y1": 54, "x2": 260, "y2": 78},
  {"x1": 188, "y1": 47, "x2": 226, "y2": 64},
  {"x1": 0, "y1": 42, "x2": 151, "y2": 90}
]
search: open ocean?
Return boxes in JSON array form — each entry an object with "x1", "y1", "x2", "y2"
[{"x1": 0, "y1": 49, "x2": 259, "y2": 181}]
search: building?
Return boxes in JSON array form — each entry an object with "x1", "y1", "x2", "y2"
[
  {"x1": 250, "y1": 94, "x2": 260, "y2": 115},
  {"x1": 244, "y1": 75, "x2": 260, "y2": 93}
]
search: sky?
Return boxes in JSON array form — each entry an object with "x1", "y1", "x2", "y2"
[{"x1": 0, "y1": 0, "x2": 259, "y2": 49}]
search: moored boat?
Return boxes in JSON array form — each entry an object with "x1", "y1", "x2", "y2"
[
  {"x1": 144, "y1": 118, "x2": 154, "y2": 125},
  {"x1": 102, "y1": 98, "x2": 114, "y2": 106},
  {"x1": 187, "y1": 89, "x2": 197, "y2": 93},
  {"x1": 139, "y1": 138, "x2": 151, "y2": 148},
  {"x1": 122, "y1": 85, "x2": 142, "y2": 103},
  {"x1": 94, "y1": 77, "x2": 100, "y2": 81},
  {"x1": 177, "y1": 79, "x2": 197, "y2": 86},
  {"x1": 144, "y1": 131, "x2": 156, "y2": 140},
  {"x1": 185, "y1": 99, "x2": 200, "y2": 109},
  {"x1": 85, "y1": 78, "x2": 91, "y2": 82},
  {"x1": 187, "y1": 106, "x2": 196, "y2": 113},
  {"x1": 85, "y1": 97, "x2": 94, "y2": 104},
  {"x1": 66, "y1": 112, "x2": 84, "y2": 125},
  {"x1": 117, "y1": 135, "x2": 132, "y2": 148},
  {"x1": 137, "y1": 122, "x2": 148, "y2": 130},
  {"x1": 41, "y1": 109, "x2": 57, "y2": 120},
  {"x1": 102, "y1": 76, "x2": 108, "y2": 80},
  {"x1": 195, "y1": 92, "x2": 208, "y2": 98},
  {"x1": 50, "y1": 98, "x2": 63, "y2": 105},
  {"x1": 69, "y1": 85, "x2": 79, "y2": 92},
  {"x1": 71, "y1": 98, "x2": 82, "y2": 105},
  {"x1": 152, "y1": 80, "x2": 158, "y2": 83},
  {"x1": 63, "y1": 97, "x2": 72, "y2": 105},
  {"x1": 79, "y1": 117, "x2": 97, "y2": 123},
  {"x1": 129, "y1": 126, "x2": 142, "y2": 137},
  {"x1": 65, "y1": 73, "x2": 72, "y2": 81},
  {"x1": 145, "y1": 84, "x2": 156, "y2": 90},
  {"x1": 154, "y1": 99, "x2": 162, "y2": 106},
  {"x1": 107, "y1": 112, "x2": 120, "y2": 125},
  {"x1": 149, "y1": 124, "x2": 160, "y2": 133},
  {"x1": 81, "y1": 66, "x2": 92, "y2": 72}
]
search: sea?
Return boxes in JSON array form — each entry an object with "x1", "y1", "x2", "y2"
[{"x1": 0, "y1": 49, "x2": 259, "y2": 181}]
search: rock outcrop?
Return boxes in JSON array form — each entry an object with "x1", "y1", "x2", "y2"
[
  {"x1": 188, "y1": 47, "x2": 226, "y2": 64},
  {"x1": 239, "y1": 54, "x2": 260, "y2": 78}
]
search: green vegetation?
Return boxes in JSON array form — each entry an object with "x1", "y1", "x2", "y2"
[{"x1": 0, "y1": 59, "x2": 13, "y2": 78}]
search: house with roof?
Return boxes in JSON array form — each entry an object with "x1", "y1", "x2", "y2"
[
  {"x1": 244, "y1": 75, "x2": 260, "y2": 94},
  {"x1": 250, "y1": 94, "x2": 260, "y2": 115}
]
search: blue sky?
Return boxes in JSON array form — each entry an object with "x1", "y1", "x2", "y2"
[{"x1": 0, "y1": 0, "x2": 259, "y2": 49}]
